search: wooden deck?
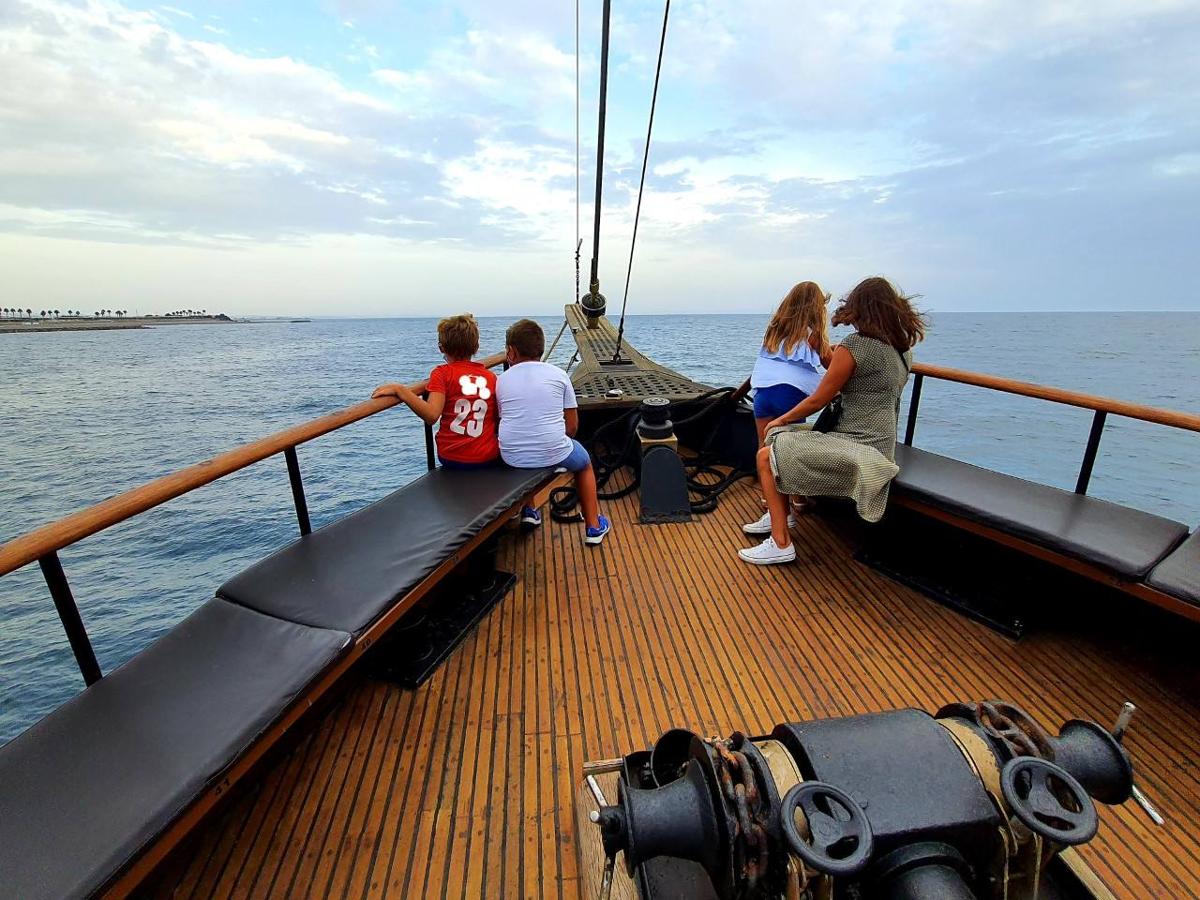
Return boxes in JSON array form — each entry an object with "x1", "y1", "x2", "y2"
[{"x1": 157, "y1": 476, "x2": 1200, "y2": 899}]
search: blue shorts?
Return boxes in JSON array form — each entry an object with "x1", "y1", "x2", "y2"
[
  {"x1": 554, "y1": 439, "x2": 592, "y2": 473},
  {"x1": 752, "y1": 384, "x2": 809, "y2": 421}
]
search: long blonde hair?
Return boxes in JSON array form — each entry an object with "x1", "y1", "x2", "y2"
[{"x1": 762, "y1": 281, "x2": 831, "y2": 359}]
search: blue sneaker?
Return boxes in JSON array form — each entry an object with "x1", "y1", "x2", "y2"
[
  {"x1": 584, "y1": 514, "x2": 611, "y2": 546},
  {"x1": 520, "y1": 506, "x2": 542, "y2": 527}
]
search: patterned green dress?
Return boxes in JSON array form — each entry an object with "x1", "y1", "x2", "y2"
[{"x1": 765, "y1": 332, "x2": 912, "y2": 522}]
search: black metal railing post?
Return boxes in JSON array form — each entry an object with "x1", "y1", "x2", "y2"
[
  {"x1": 38, "y1": 552, "x2": 102, "y2": 686},
  {"x1": 283, "y1": 446, "x2": 312, "y2": 535},
  {"x1": 903, "y1": 373, "x2": 923, "y2": 446},
  {"x1": 1076, "y1": 410, "x2": 1107, "y2": 495},
  {"x1": 421, "y1": 389, "x2": 437, "y2": 471}
]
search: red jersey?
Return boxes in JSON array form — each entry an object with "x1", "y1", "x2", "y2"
[{"x1": 427, "y1": 360, "x2": 500, "y2": 464}]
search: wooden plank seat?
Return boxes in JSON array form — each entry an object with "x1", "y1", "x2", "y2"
[
  {"x1": 1146, "y1": 529, "x2": 1200, "y2": 608},
  {"x1": 217, "y1": 466, "x2": 552, "y2": 634},
  {"x1": 892, "y1": 444, "x2": 1188, "y2": 579},
  {"x1": 0, "y1": 599, "x2": 351, "y2": 900}
]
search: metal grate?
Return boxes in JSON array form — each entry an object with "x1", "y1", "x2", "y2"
[{"x1": 573, "y1": 371, "x2": 707, "y2": 401}]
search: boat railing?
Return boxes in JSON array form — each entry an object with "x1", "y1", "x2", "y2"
[
  {"x1": 904, "y1": 362, "x2": 1200, "y2": 495},
  {"x1": 0, "y1": 351, "x2": 505, "y2": 687},
  {"x1": 3, "y1": 355, "x2": 1197, "y2": 690}
]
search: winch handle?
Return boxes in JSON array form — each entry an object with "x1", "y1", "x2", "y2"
[
  {"x1": 1000, "y1": 757, "x2": 1098, "y2": 846},
  {"x1": 780, "y1": 781, "x2": 874, "y2": 877},
  {"x1": 1111, "y1": 702, "x2": 1165, "y2": 826}
]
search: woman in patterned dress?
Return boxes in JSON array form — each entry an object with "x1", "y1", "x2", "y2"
[{"x1": 738, "y1": 277, "x2": 926, "y2": 565}]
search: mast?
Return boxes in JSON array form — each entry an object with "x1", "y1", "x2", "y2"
[{"x1": 581, "y1": 0, "x2": 612, "y2": 328}]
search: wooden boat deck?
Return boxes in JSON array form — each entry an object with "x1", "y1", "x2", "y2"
[{"x1": 157, "y1": 476, "x2": 1200, "y2": 899}]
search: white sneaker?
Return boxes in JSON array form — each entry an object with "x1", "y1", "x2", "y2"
[
  {"x1": 742, "y1": 511, "x2": 797, "y2": 535},
  {"x1": 738, "y1": 536, "x2": 797, "y2": 565}
]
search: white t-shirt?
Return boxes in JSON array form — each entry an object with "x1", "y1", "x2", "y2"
[{"x1": 496, "y1": 361, "x2": 577, "y2": 468}]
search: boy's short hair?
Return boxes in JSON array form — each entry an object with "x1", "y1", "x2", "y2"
[
  {"x1": 438, "y1": 314, "x2": 480, "y2": 359},
  {"x1": 506, "y1": 318, "x2": 544, "y2": 359}
]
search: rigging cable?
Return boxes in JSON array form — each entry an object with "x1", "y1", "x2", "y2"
[
  {"x1": 612, "y1": 0, "x2": 671, "y2": 362},
  {"x1": 574, "y1": 0, "x2": 581, "y2": 303},
  {"x1": 585, "y1": 0, "x2": 613, "y2": 304}
]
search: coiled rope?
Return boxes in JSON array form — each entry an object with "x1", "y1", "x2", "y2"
[{"x1": 548, "y1": 387, "x2": 755, "y2": 521}]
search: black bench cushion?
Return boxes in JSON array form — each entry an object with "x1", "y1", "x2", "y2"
[
  {"x1": 1146, "y1": 529, "x2": 1200, "y2": 607},
  {"x1": 892, "y1": 445, "x2": 1188, "y2": 580},
  {"x1": 0, "y1": 598, "x2": 350, "y2": 900},
  {"x1": 218, "y1": 466, "x2": 551, "y2": 633}
]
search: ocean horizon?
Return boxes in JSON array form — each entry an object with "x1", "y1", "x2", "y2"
[
  {"x1": 244, "y1": 308, "x2": 1198, "y2": 319},
  {"x1": 1, "y1": 310, "x2": 1197, "y2": 744}
]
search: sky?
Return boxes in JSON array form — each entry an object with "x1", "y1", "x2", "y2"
[{"x1": 1, "y1": 0, "x2": 1198, "y2": 316}]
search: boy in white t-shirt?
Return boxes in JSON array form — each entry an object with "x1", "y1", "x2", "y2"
[{"x1": 497, "y1": 319, "x2": 611, "y2": 545}]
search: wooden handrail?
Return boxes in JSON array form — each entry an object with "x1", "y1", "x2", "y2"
[
  {"x1": 0, "y1": 352, "x2": 506, "y2": 578},
  {"x1": 912, "y1": 362, "x2": 1200, "y2": 434}
]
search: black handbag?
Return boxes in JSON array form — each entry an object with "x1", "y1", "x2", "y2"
[
  {"x1": 811, "y1": 395, "x2": 842, "y2": 433},
  {"x1": 811, "y1": 345, "x2": 908, "y2": 434}
]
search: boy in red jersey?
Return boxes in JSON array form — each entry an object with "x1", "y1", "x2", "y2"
[{"x1": 372, "y1": 314, "x2": 500, "y2": 469}]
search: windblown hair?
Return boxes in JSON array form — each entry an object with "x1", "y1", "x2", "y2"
[
  {"x1": 438, "y1": 313, "x2": 481, "y2": 359},
  {"x1": 833, "y1": 277, "x2": 926, "y2": 351},
  {"x1": 506, "y1": 318, "x2": 545, "y2": 360},
  {"x1": 761, "y1": 281, "x2": 832, "y2": 360}
]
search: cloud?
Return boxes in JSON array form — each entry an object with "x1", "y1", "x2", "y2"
[
  {"x1": 0, "y1": 0, "x2": 573, "y2": 247},
  {"x1": 0, "y1": 0, "x2": 1197, "y2": 313}
]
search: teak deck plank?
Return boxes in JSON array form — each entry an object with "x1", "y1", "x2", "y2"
[{"x1": 158, "y1": 476, "x2": 1200, "y2": 899}]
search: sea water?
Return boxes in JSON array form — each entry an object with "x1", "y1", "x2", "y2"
[{"x1": 1, "y1": 312, "x2": 1197, "y2": 744}]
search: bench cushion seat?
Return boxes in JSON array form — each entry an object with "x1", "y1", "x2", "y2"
[
  {"x1": 1146, "y1": 530, "x2": 1200, "y2": 607},
  {"x1": 0, "y1": 599, "x2": 350, "y2": 900},
  {"x1": 218, "y1": 466, "x2": 551, "y2": 633},
  {"x1": 892, "y1": 445, "x2": 1188, "y2": 580}
]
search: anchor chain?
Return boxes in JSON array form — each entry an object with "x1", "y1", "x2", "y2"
[
  {"x1": 715, "y1": 736, "x2": 771, "y2": 893},
  {"x1": 973, "y1": 701, "x2": 1055, "y2": 761}
]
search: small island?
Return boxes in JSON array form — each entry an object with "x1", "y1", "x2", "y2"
[{"x1": 0, "y1": 308, "x2": 236, "y2": 334}]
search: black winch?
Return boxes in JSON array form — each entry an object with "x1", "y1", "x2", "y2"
[
  {"x1": 588, "y1": 699, "x2": 1151, "y2": 900},
  {"x1": 635, "y1": 397, "x2": 691, "y2": 524}
]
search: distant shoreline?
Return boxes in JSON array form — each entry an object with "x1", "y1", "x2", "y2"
[{"x1": 0, "y1": 316, "x2": 238, "y2": 335}]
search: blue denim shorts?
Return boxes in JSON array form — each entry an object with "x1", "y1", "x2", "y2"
[
  {"x1": 555, "y1": 439, "x2": 592, "y2": 473},
  {"x1": 752, "y1": 384, "x2": 809, "y2": 421}
]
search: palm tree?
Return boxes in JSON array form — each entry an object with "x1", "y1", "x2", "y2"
[
  {"x1": 25, "y1": 308, "x2": 32, "y2": 318},
  {"x1": 53, "y1": 309, "x2": 60, "y2": 319}
]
